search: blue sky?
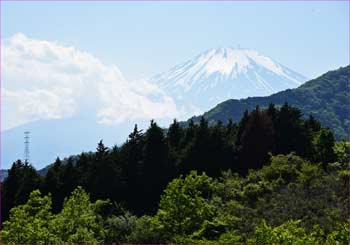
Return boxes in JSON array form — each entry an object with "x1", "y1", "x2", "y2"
[{"x1": 2, "y1": 1, "x2": 349, "y2": 80}]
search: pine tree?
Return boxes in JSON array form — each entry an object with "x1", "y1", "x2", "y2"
[
  {"x1": 274, "y1": 103, "x2": 311, "y2": 157},
  {"x1": 167, "y1": 119, "x2": 184, "y2": 177},
  {"x1": 236, "y1": 109, "x2": 249, "y2": 147},
  {"x1": 238, "y1": 106, "x2": 275, "y2": 173},
  {"x1": 43, "y1": 157, "x2": 63, "y2": 213},
  {"x1": 61, "y1": 157, "x2": 77, "y2": 202},
  {"x1": 167, "y1": 119, "x2": 183, "y2": 151},
  {"x1": 96, "y1": 140, "x2": 108, "y2": 161},
  {"x1": 120, "y1": 124, "x2": 145, "y2": 213},
  {"x1": 91, "y1": 140, "x2": 124, "y2": 200},
  {"x1": 141, "y1": 120, "x2": 169, "y2": 213}
]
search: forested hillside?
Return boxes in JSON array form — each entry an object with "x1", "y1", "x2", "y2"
[
  {"x1": 1, "y1": 104, "x2": 349, "y2": 244},
  {"x1": 191, "y1": 65, "x2": 350, "y2": 139}
]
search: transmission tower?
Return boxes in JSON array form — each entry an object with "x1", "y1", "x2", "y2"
[{"x1": 24, "y1": 131, "x2": 30, "y2": 164}]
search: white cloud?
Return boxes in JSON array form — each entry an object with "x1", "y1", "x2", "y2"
[{"x1": 1, "y1": 33, "x2": 178, "y2": 130}]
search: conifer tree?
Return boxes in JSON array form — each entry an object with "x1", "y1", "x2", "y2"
[
  {"x1": 2, "y1": 160, "x2": 41, "y2": 220},
  {"x1": 238, "y1": 106, "x2": 274, "y2": 173},
  {"x1": 42, "y1": 157, "x2": 63, "y2": 213},
  {"x1": 141, "y1": 120, "x2": 169, "y2": 213},
  {"x1": 236, "y1": 109, "x2": 249, "y2": 147},
  {"x1": 167, "y1": 119, "x2": 183, "y2": 151}
]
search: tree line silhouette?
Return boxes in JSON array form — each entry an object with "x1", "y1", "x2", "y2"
[{"x1": 1, "y1": 103, "x2": 338, "y2": 220}]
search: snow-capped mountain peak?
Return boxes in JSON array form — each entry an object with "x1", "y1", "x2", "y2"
[{"x1": 151, "y1": 47, "x2": 306, "y2": 118}]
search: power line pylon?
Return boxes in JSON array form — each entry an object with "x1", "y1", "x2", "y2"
[{"x1": 24, "y1": 131, "x2": 30, "y2": 164}]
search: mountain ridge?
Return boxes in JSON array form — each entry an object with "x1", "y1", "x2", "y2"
[{"x1": 188, "y1": 65, "x2": 350, "y2": 139}]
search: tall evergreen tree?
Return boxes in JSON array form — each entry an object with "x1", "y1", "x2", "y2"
[
  {"x1": 167, "y1": 119, "x2": 183, "y2": 177},
  {"x1": 237, "y1": 106, "x2": 275, "y2": 173},
  {"x1": 61, "y1": 157, "x2": 77, "y2": 202},
  {"x1": 274, "y1": 103, "x2": 312, "y2": 157},
  {"x1": 75, "y1": 152, "x2": 93, "y2": 188},
  {"x1": 266, "y1": 102, "x2": 278, "y2": 121},
  {"x1": 167, "y1": 119, "x2": 183, "y2": 151},
  {"x1": 141, "y1": 120, "x2": 169, "y2": 213},
  {"x1": 96, "y1": 140, "x2": 108, "y2": 161},
  {"x1": 91, "y1": 140, "x2": 124, "y2": 201},
  {"x1": 180, "y1": 119, "x2": 196, "y2": 149},
  {"x1": 236, "y1": 109, "x2": 249, "y2": 147},
  {"x1": 42, "y1": 157, "x2": 64, "y2": 213},
  {"x1": 120, "y1": 124, "x2": 145, "y2": 212}
]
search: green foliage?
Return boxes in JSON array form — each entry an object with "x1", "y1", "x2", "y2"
[
  {"x1": 50, "y1": 186, "x2": 104, "y2": 243},
  {"x1": 250, "y1": 219, "x2": 321, "y2": 244},
  {"x1": 2, "y1": 153, "x2": 349, "y2": 244},
  {"x1": 250, "y1": 219, "x2": 350, "y2": 244},
  {"x1": 313, "y1": 128, "x2": 337, "y2": 167},
  {"x1": 326, "y1": 219, "x2": 350, "y2": 244},
  {"x1": 103, "y1": 211, "x2": 138, "y2": 243},
  {"x1": 259, "y1": 153, "x2": 302, "y2": 185},
  {"x1": 1, "y1": 190, "x2": 53, "y2": 244},
  {"x1": 155, "y1": 171, "x2": 218, "y2": 242},
  {"x1": 334, "y1": 140, "x2": 350, "y2": 167},
  {"x1": 127, "y1": 215, "x2": 162, "y2": 243},
  {"x1": 297, "y1": 161, "x2": 323, "y2": 189},
  {"x1": 1, "y1": 186, "x2": 106, "y2": 244}
]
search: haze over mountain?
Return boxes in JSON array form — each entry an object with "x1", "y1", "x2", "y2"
[{"x1": 151, "y1": 47, "x2": 307, "y2": 115}]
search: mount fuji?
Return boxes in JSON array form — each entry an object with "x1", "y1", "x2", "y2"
[{"x1": 151, "y1": 48, "x2": 307, "y2": 116}]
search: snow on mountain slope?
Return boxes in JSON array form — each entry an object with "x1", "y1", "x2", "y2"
[{"x1": 151, "y1": 48, "x2": 307, "y2": 117}]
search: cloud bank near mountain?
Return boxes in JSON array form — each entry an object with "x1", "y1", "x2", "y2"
[{"x1": 1, "y1": 33, "x2": 178, "y2": 130}]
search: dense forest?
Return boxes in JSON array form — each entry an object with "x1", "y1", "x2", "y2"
[
  {"x1": 193, "y1": 65, "x2": 350, "y2": 139},
  {"x1": 1, "y1": 103, "x2": 349, "y2": 244}
]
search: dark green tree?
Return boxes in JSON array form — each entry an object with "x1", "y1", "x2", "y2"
[
  {"x1": 274, "y1": 103, "x2": 313, "y2": 157},
  {"x1": 313, "y1": 128, "x2": 337, "y2": 168},
  {"x1": 141, "y1": 120, "x2": 169, "y2": 213},
  {"x1": 60, "y1": 157, "x2": 78, "y2": 202},
  {"x1": 237, "y1": 106, "x2": 274, "y2": 173},
  {"x1": 236, "y1": 109, "x2": 249, "y2": 147},
  {"x1": 42, "y1": 157, "x2": 64, "y2": 213},
  {"x1": 305, "y1": 114, "x2": 321, "y2": 133},
  {"x1": 167, "y1": 119, "x2": 183, "y2": 151},
  {"x1": 2, "y1": 160, "x2": 41, "y2": 221},
  {"x1": 120, "y1": 124, "x2": 145, "y2": 213}
]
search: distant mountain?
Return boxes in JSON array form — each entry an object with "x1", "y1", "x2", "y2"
[
  {"x1": 189, "y1": 65, "x2": 350, "y2": 139},
  {"x1": 151, "y1": 48, "x2": 306, "y2": 114}
]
